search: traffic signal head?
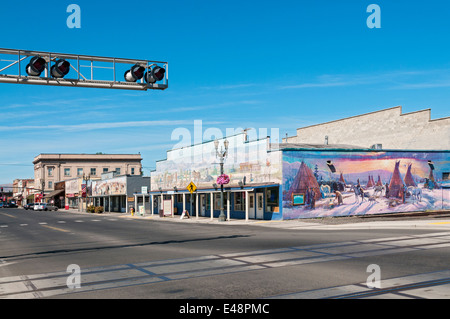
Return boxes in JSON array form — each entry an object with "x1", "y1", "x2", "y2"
[
  {"x1": 145, "y1": 66, "x2": 165, "y2": 83},
  {"x1": 26, "y1": 56, "x2": 46, "y2": 76},
  {"x1": 124, "y1": 64, "x2": 145, "y2": 82},
  {"x1": 50, "y1": 59, "x2": 71, "y2": 78}
]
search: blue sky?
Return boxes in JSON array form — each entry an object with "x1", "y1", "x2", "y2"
[{"x1": 0, "y1": 0, "x2": 449, "y2": 183}]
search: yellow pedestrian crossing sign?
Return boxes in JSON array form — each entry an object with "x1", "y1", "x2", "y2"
[{"x1": 187, "y1": 181, "x2": 197, "y2": 193}]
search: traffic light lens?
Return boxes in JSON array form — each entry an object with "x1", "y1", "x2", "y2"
[
  {"x1": 51, "y1": 59, "x2": 70, "y2": 78},
  {"x1": 145, "y1": 66, "x2": 165, "y2": 83},
  {"x1": 26, "y1": 56, "x2": 46, "y2": 76}
]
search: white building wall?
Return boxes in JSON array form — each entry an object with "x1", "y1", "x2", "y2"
[{"x1": 285, "y1": 106, "x2": 450, "y2": 150}]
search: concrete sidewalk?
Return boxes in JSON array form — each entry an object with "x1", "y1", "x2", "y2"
[{"x1": 59, "y1": 208, "x2": 450, "y2": 230}]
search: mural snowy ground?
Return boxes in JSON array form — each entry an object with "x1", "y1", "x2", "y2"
[{"x1": 283, "y1": 183, "x2": 449, "y2": 219}]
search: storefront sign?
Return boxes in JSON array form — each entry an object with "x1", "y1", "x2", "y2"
[{"x1": 163, "y1": 199, "x2": 173, "y2": 216}]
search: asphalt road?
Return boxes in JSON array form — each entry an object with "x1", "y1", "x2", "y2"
[{"x1": 1, "y1": 207, "x2": 450, "y2": 303}]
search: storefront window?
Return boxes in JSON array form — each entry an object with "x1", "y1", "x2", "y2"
[
  {"x1": 213, "y1": 193, "x2": 229, "y2": 210},
  {"x1": 265, "y1": 187, "x2": 279, "y2": 212},
  {"x1": 234, "y1": 192, "x2": 244, "y2": 211}
]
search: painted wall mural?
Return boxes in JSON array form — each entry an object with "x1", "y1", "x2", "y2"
[
  {"x1": 151, "y1": 134, "x2": 282, "y2": 191},
  {"x1": 92, "y1": 176, "x2": 126, "y2": 196},
  {"x1": 282, "y1": 150, "x2": 450, "y2": 219}
]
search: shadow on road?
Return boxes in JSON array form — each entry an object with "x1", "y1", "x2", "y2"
[{"x1": 0, "y1": 234, "x2": 251, "y2": 260}]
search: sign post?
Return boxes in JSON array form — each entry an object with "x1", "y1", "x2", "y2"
[{"x1": 186, "y1": 182, "x2": 197, "y2": 219}]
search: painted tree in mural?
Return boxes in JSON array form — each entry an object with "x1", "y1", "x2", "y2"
[{"x1": 285, "y1": 161, "x2": 321, "y2": 201}]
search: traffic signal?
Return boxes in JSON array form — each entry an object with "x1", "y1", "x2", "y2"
[
  {"x1": 145, "y1": 66, "x2": 165, "y2": 83},
  {"x1": 50, "y1": 59, "x2": 71, "y2": 78},
  {"x1": 26, "y1": 56, "x2": 46, "y2": 76},
  {"x1": 124, "y1": 64, "x2": 145, "y2": 82}
]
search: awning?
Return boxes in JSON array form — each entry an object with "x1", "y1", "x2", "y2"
[{"x1": 43, "y1": 189, "x2": 65, "y2": 198}]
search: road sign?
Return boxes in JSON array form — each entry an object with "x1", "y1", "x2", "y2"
[{"x1": 187, "y1": 181, "x2": 197, "y2": 194}]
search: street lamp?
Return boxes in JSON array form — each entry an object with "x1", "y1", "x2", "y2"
[
  {"x1": 83, "y1": 173, "x2": 91, "y2": 212},
  {"x1": 214, "y1": 138, "x2": 229, "y2": 221}
]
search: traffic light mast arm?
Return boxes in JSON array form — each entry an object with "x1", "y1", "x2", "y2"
[{"x1": 0, "y1": 48, "x2": 168, "y2": 91}]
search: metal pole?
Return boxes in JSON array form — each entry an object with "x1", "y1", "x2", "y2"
[
  {"x1": 18, "y1": 51, "x2": 21, "y2": 77},
  {"x1": 190, "y1": 193, "x2": 193, "y2": 217},
  {"x1": 219, "y1": 158, "x2": 226, "y2": 221}
]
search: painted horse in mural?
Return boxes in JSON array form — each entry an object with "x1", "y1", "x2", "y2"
[
  {"x1": 351, "y1": 185, "x2": 367, "y2": 203},
  {"x1": 320, "y1": 184, "x2": 332, "y2": 198},
  {"x1": 407, "y1": 186, "x2": 422, "y2": 202},
  {"x1": 373, "y1": 185, "x2": 385, "y2": 197}
]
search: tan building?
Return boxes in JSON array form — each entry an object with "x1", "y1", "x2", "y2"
[
  {"x1": 284, "y1": 106, "x2": 450, "y2": 150},
  {"x1": 12, "y1": 178, "x2": 34, "y2": 206},
  {"x1": 33, "y1": 153, "x2": 143, "y2": 194}
]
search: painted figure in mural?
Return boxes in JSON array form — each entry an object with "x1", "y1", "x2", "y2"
[
  {"x1": 401, "y1": 184, "x2": 407, "y2": 203},
  {"x1": 334, "y1": 190, "x2": 343, "y2": 205},
  {"x1": 358, "y1": 185, "x2": 365, "y2": 202},
  {"x1": 385, "y1": 183, "x2": 390, "y2": 198},
  {"x1": 352, "y1": 184, "x2": 365, "y2": 203},
  {"x1": 310, "y1": 188, "x2": 316, "y2": 209}
]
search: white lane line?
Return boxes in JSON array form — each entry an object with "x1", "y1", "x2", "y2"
[
  {"x1": 57, "y1": 221, "x2": 66, "y2": 224},
  {"x1": 20, "y1": 224, "x2": 28, "y2": 226},
  {"x1": 38, "y1": 222, "x2": 47, "y2": 225}
]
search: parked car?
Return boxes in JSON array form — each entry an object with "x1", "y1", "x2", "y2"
[
  {"x1": 23, "y1": 203, "x2": 35, "y2": 210},
  {"x1": 5, "y1": 202, "x2": 18, "y2": 208},
  {"x1": 45, "y1": 204, "x2": 58, "y2": 211},
  {"x1": 34, "y1": 203, "x2": 44, "y2": 211}
]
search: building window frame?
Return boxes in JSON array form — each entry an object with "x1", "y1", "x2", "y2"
[
  {"x1": 234, "y1": 192, "x2": 244, "y2": 211},
  {"x1": 64, "y1": 168, "x2": 71, "y2": 177}
]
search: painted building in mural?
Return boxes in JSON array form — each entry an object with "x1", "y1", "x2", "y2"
[{"x1": 150, "y1": 130, "x2": 449, "y2": 220}]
